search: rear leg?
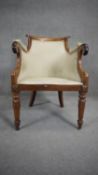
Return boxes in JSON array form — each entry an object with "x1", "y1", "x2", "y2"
[
  {"x1": 29, "y1": 91, "x2": 37, "y2": 107},
  {"x1": 58, "y1": 91, "x2": 64, "y2": 107}
]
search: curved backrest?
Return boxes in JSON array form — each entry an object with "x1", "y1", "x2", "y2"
[{"x1": 18, "y1": 37, "x2": 81, "y2": 83}]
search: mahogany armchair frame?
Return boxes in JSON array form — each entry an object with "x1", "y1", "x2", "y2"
[{"x1": 11, "y1": 35, "x2": 89, "y2": 130}]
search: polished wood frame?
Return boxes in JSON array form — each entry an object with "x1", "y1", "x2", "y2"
[{"x1": 11, "y1": 35, "x2": 89, "y2": 130}]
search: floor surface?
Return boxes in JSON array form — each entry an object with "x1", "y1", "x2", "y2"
[{"x1": 0, "y1": 93, "x2": 98, "y2": 175}]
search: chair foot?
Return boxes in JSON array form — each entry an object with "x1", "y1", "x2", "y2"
[
  {"x1": 77, "y1": 120, "x2": 83, "y2": 129},
  {"x1": 15, "y1": 125, "x2": 20, "y2": 130},
  {"x1": 15, "y1": 120, "x2": 20, "y2": 130},
  {"x1": 60, "y1": 104, "x2": 64, "y2": 108},
  {"x1": 29, "y1": 104, "x2": 33, "y2": 107}
]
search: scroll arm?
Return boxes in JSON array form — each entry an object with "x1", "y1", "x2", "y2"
[{"x1": 12, "y1": 40, "x2": 27, "y2": 56}]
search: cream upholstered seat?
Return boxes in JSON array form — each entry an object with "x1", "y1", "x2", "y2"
[
  {"x1": 11, "y1": 35, "x2": 89, "y2": 130},
  {"x1": 18, "y1": 77, "x2": 82, "y2": 85}
]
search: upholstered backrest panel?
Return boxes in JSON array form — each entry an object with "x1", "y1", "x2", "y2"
[{"x1": 18, "y1": 40, "x2": 81, "y2": 83}]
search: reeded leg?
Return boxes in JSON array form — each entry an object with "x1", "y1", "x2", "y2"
[
  {"x1": 78, "y1": 90, "x2": 86, "y2": 129},
  {"x1": 12, "y1": 92, "x2": 20, "y2": 130},
  {"x1": 58, "y1": 91, "x2": 64, "y2": 107},
  {"x1": 29, "y1": 91, "x2": 37, "y2": 107}
]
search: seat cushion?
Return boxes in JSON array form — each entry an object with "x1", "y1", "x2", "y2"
[{"x1": 18, "y1": 77, "x2": 82, "y2": 85}]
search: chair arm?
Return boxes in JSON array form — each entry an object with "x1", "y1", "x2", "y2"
[
  {"x1": 69, "y1": 42, "x2": 89, "y2": 88},
  {"x1": 12, "y1": 39, "x2": 27, "y2": 56},
  {"x1": 77, "y1": 43, "x2": 89, "y2": 88},
  {"x1": 11, "y1": 40, "x2": 26, "y2": 85},
  {"x1": 11, "y1": 39, "x2": 27, "y2": 84},
  {"x1": 70, "y1": 43, "x2": 89, "y2": 56}
]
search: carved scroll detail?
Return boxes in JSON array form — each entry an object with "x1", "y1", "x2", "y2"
[
  {"x1": 12, "y1": 41, "x2": 21, "y2": 57},
  {"x1": 82, "y1": 44, "x2": 89, "y2": 56}
]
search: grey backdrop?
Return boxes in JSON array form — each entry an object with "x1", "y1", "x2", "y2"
[
  {"x1": 0, "y1": 0, "x2": 98, "y2": 96},
  {"x1": 0, "y1": 1, "x2": 98, "y2": 175}
]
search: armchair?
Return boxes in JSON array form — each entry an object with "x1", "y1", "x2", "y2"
[{"x1": 11, "y1": 35, "x2": 89, "y2": 130}]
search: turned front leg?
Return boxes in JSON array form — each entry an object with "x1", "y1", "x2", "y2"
[
  {"x1": 78, "y1": 90, "x2": 87, "y2": 129},
  {"x1": 12, "y1": 92, "x2": 20, "y2": 130}
]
